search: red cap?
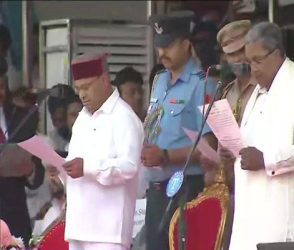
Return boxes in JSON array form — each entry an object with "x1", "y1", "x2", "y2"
[{"x1": 71, "y1": 54, "x2": 108, "y2": 81}]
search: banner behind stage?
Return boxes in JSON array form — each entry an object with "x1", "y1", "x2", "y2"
[{"x1": 133, "y1": 198, "x2": 146, "y2": 238}]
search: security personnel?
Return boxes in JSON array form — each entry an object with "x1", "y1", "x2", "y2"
[
  {"x1": 141, "y1": 11, "x2": 217, "y2": 250},
  {"x1": 217, "y1": 20, "x2": 256, "y2": 124},
  {"x1": 204, "y1": 21, "x2": 256, "y2": 186}
]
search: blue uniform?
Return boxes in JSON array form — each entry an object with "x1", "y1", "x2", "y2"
[{"x1": 145, "y1": 58, "x2": 216, "y2": 182}]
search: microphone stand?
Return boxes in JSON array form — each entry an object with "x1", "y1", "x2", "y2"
[
  {"x1": 0, "y1": 91, "x2": 52, "y2": 158},
  {"x1": 0, "y1": 83, "x2": 69, "y2": 156},
  {"x1": 158, "y1": 80, "x2": 225, "y2": 250},
  {"x1": 0, "y1": 88, "x2": 55, "y2": 227}
]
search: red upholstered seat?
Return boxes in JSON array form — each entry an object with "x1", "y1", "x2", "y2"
[
  {"x1": 38, "y1": 220, "x2": 68, "y2": 250},
  {"x1": 169, "y1": 169, "x2": 229, "y2": 250}
]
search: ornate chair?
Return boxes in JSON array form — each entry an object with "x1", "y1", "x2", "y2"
[
  {"x1": 34, "y1": 211, "x2": 68, "y2": 250},
  {"x1": 169, "y1": 166, "x2": 230, "y2": 250}
]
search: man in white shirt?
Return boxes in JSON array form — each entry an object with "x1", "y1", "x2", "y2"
[
  {"x1": 62, "y1": 54, "x2": 144, "y2": 250},
  {"x1": 229, "y1": 22, "x2": 294, "y2": 250}
]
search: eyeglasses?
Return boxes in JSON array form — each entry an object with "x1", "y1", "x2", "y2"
[{"x1": 248, "y1": 48, "x2": 277, "y2": 66}]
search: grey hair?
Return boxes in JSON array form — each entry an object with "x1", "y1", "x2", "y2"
[{"x1": 245, "y1": 21, "x2": 285, "y2": 55}]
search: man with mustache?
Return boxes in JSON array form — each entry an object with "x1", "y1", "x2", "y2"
[{"x1": 141, "y1": 11, "x2": 217, "y2": 250}]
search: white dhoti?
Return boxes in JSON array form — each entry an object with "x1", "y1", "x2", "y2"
[{"x1": 69, "y1": 240, "x2": 128, "y2": 250}]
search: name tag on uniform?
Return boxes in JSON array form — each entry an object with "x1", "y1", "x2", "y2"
[{"x1": 169, "y1": 98, "x2": 185, "y2": 104}]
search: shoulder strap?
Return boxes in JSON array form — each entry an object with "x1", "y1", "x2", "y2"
[
  {"x1": 221, "y1": 80, "x2": 235, "y2": 99},
  {"x1": 150, "y1": 69, "x2": 165, "y2": 96}
]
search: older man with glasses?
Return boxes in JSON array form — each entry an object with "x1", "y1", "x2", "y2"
[{"x1": 229, "y1": 21, "x2": 294, "y2": 250}]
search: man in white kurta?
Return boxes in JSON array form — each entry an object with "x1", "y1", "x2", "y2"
[
  {"x1": 62, "y1": 54, "x2": 144, "y2": 250},
  {"x1": 229, "y1": 22, "x2": 294, "y2": 250}
]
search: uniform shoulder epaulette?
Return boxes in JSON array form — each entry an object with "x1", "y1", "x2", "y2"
[{"x1": 195, "y1": 70, "x2": 206, "y2": 81}]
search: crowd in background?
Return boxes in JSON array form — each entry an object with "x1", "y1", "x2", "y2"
[
  {"x1": 0, "y1": 4, "x2": 293, "y2": 249},
  {"x1": 0, "y1": 13, "x2": 226, "y2": 247},
  {"x1": 0, "y1": 14, "x2": 259, "y2": 247}
]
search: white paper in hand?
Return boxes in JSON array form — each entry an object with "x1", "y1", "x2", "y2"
[
  {"x1": 183, "y1": 127, "x2": 219, "y2": 163},
  {"x1": 18, "y1": 135, "x2": 65, "y2": 171},
  {"x1": 198, "y1": 99, "x2": 244, "y2": 157}
]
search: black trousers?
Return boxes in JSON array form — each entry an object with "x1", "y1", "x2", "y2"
[{"x1": 145, "y1": 175, "x2": 204, "y2": 250}]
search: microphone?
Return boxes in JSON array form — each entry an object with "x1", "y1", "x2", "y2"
[
  {"x1": 0, "y1": 84, "x2": 70, "y2": 156},
  {"x1": 158, "y1": 66, "x2": 227, "y2": 249},
  {"x1": 209, "y1": 63, "x2": 251, "y2": 76},
  {"x1": 158, "y1": 79, "x2": 226, "y2": 236},
  {"x1": 32, "y1": 84, "x2": 69, "y2": 103},
  {"x1": 209, "y1": 64, "x2": 223, "y2": 71}
]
